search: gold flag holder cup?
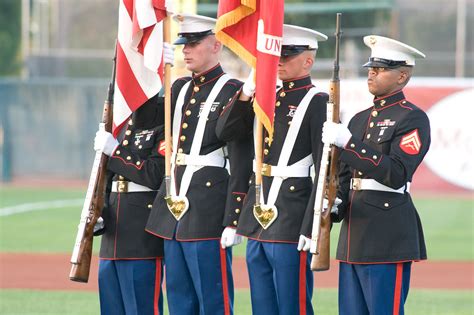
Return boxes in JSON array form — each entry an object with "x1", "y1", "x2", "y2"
[
  {"x1": 253, "y1": 203, "x2": 278, "y2": 229},
  {"x1": 165, "y1": 195, "x2": 189, "y2": 221}
]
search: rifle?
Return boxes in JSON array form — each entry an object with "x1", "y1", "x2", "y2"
[
  {"x1": 69, "y1": 46, "x2": 116, "y2": 282},
  {"x1": 310, "y1": 13, "x2": 342, "y2": 271}
]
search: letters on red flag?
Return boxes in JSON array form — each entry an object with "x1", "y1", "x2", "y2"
[
  {"x1": 113, "y1": 0, "x2": 168, "y2": 137},
  {"x1": 216, "y1": 0, "x2": 284, "y2": 140}
]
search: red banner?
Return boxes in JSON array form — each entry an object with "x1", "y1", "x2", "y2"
[{"x1": 216, "y1": 0, "x2": 284, "y2": 140}]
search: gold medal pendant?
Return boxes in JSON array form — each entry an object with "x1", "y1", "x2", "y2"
[
  {"x1": 165, "y1": 195, "x2": 190, "y2": 221},
  {"x1": 253, "y1": 204, "x2": 278, "y2": 229}
]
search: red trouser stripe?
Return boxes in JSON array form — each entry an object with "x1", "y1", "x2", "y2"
[
  {"x1": 219, "y1": 247, "x2": 230, "y2": 315},
  {"x1": 154, "y1": 258, "x2": 162, "y2": 315},
  {"x1": 393, "y1": 263, "x2": 403, "y2": 315},
  {"x1": 299, "y1": 251, "x2": 308, "y2": 315}
]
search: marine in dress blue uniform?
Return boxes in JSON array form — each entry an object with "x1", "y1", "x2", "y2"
[
  {"x1": 145, "y1": 14, "x2": 252, "y2": 315},
  {"x1": 217, "y1": 25, "x2": 329, "y2": 315},
  {"x1": 94, "y1": 95, "x2": 165, "y2": 315},
  {"x1": 323, "y1": 35, "x2": 431, "y2": 315}
]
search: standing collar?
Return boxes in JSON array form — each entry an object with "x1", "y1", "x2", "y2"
[
  {"x1": 373, "y1": 89, "x2": 406, "y2": 110},
  {"x1": 192, "y1": 64, "x2": 224, "y2": 86},
  {"x1": 281, "y1": 75, "x2": 313, "y2": 91}
]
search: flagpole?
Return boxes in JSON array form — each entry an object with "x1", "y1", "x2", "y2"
[
  {"x1": 254, "y1": 119, "x2": 263, "y2": 204},
  {"x1": 163, "y1": 14, "x2": 172, "y2": 197}
]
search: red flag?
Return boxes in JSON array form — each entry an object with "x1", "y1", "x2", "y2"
[
  {"x1": 216, "y1": 0, "x2": 284, "y2": 140},
  {"x1": 113, "y1": 0, "x2": 169, "y2": 137}
]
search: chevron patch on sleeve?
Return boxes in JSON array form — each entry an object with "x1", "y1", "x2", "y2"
[
  {"x1": 158, "y1": 140, "x2": 166, "y2": 156},
  {"x1": 400, "y1": 129, "x2": 421, "y2": 155}
]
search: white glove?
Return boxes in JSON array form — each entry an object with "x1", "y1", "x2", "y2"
[
  {"x1": 297, "y1": 235, "x2": 311, "y2": 251},
  {"x1": 94, "y1": 123, "x2": 118, "y2": 156},
  {"x1": 322, "y1": 121, "x2": 352, "y2": 148},
  {"x1": 93, "y1": 217, "x2": 105, "y2": 236},
  {"x1": 323, "y1": 197, "x2": 343, "y2": 215},
  {"x1": 163, "y1": 42, "x2": 175, "y2": 66},
  {"x1": 241, "y1": 68, "x2": 256, "y2": 97},
  {"x1": 220, "y1": 227, "x2": 243, "y2": 249}
]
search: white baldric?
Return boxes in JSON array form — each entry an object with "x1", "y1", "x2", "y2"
[
  {"x1": 170, "y1": 74, "x2": 231, "y2": 199},
  {"x1": 257, "y1": 87, "x2": 320, "y2": 208}
]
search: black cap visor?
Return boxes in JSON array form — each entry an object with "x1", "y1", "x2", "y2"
[
  {"x1": 281, "y1": 45, "x2": 315, "y2": 57},
  {"x1": 174, "y1": 30, "x2": 214, "y2": 45},
  {"x1": 363, "y1": 57, "x2": 409, "y2": 68}
]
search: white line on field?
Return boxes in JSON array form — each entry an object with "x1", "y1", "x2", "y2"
[{"x1": 0, "y1": 199, "x2": 84, "y2": 216}]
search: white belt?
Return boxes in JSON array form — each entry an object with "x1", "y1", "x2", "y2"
[
  {"x1": 350, "y1": 178, "x2": 410, "y2": 194},
  {"x1": 111, "y1": 181, "x2": 156, "y2": 193},
  {"x1": 254, "y1": 162, "x2": 310, "y2": 178},
  {"x1": 174, "y1": 150, "x2": 226, "y2": 168}
]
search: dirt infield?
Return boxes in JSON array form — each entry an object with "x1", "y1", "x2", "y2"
[{"x1": 0, "y1": 253, "x2": 472, "y2": 291}]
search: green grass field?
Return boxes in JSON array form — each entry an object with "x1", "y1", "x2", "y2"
[{"x1": 0, "y1": 186, "x2": 473, "y2": 314}]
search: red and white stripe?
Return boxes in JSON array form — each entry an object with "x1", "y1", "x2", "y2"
[{"x1": 113, "y1": 0, "x2": 170, "y2": 137}]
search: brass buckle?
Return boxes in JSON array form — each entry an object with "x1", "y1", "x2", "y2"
[
  {"x1": 175, "y1": 153, "x2": 186, "y2": 166},
  {"x1": 261, "y1": 163, "x2": 272, "y2": 177},
  {"x1": 352, "y1": 178, "x2": 361, "y2": 190},
  {"x1": 117, "y1": 180, "x2": 128, "y2": 193}
]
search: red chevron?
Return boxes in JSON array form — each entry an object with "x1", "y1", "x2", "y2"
[
  {"x1": 158, "y1": 140, "x2": 166, "y2": 156},
  {"x1": 400, "y1": 129, "x2": 421, "y2": 155}
]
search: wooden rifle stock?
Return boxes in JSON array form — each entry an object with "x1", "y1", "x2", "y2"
[
  {"x1": 310, "y1": 14, "x2": 342, "y2": 271},
  {"x1": 69, "y1": 47, "x2": 116, "y2": 282}
]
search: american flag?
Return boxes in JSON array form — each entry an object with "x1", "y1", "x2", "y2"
[{"x1": 113, "y1": 0, "x2": 170, "y2": 137}]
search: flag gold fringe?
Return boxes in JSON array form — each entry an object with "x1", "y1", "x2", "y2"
[{"x1": 253, "y1": 99, "x2": 274, "y2": 143}]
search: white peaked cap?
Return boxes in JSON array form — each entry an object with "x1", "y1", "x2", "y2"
[
  {"x1": 173, "y1": 13, "x2": 216, "y2": 34},
  {"x1": 282, "y1": 24, "x2": 328, "y2": 49},
  {"x1": 363, "y1": 35, "x2": 426, "y2": 67}
]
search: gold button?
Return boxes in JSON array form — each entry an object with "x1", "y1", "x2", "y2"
[
  {"x1": 126, "y1": 156, "x2": 131, "y2": 160},
  {"x1": 290, "y1": 186, "x2": 295, "y2": 191},
  {"x1": 182, "y1": 123, "x2": 188, "y2": 129},
  {"x1": 206, "y1": 181, "x2": 212, "y2": 187},
  {"x1": 371, "y1": 110, "x2": 378, "y2": 117},
  {"x1": 118, "y1": 175, "x2": 124, "y2": 180},
  {"x1": 276, "y1": 101, "x2": 281, "y2": 107},
  {"x1": 358, "y1": 171, "x2": 363, "y2": 175},
  {"x1": 193, "y1": 86, "x2": 200, "y2": 92},
  {"x1": 128, "y1": 119, "x2": 133, "y2": 125},
  {"x1": 115, "y1": 150, "x2": 121, "y2": 155},
  {"x1": 384, "y1": 203, "x2": 390, "y2": 208},
  {"x1": 264, "y1": 137, "x2": 269, "y2": 143},
  {"x1": 190, "y1": 98, "x2": 196, "y2": 104},
  {"x1": 361, "y1": 149, "x2": 366, "y2": 153},
  {"x1": 369, "y1": 122, "x2": 374, "y2": 128},
  {"x1": 123, "y1": 140, "x2": 129, "y2": 145},
  {"x1": 233, "y1": 220, "x2": 238, "y2": 226},
  {"x1": 125, "y1": 130, "x2": 131, "y2": 135},
  {"x1": 402, "y1": 100, "x2": 407, "y2": 104},
  {"x1": 263, "y1": 149, "x2": 269, "y2": 155},
  {"x1": 366, "y1": 134, "x2": 371, "y2": 139},
  {"x1": 148, "y1": 204, "x2": 153, "y2": 209},
  {"x1": 380, "y1": 100, "x2": 386, "y2": 106},
  {"x1": 373, "y1": 155, "x2": 377, "y2": 159},
  {"x1": 288, "y1": 82, "x2": 294, "y2": 89},
  {"x1": 185, "y1": 110, "x2": 192, "y2": 116},
  {"x1": 178, "y1": 148, "x2": 183, "y2": 153},
  {"x1": 288, "y1": 121, "x2": 292, "y2": 126},
  {"x1": 378, "y1": 138, "x2": 381, "y2": 142},
  {"x1": 350, "y1": 143, "x2": 355, "y2": 148},
  {"x1": 249, "y1": 179, "x2": 252, "y2": 184},
  {"x1": 138, "y1": 145, "x2": 143, "y2": 149},
  {"x1": 200, "y1": 76, "x2": 205, "y2": 82},
  {"x1": 136, "y1": 161, "x2": 141, "y2": 166},
  {"x1": 280, "y1": 91, "x2": 286, "y2": 97},
  {"x1": 235, "y1": 208, "x2": 240, "y2": 214},
  {"x1": 236, "y1": 196, "x2": 242, "y2": 202},
  {"x1": 180, "y1": 135, "x2": 186, "y2": 141}
]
